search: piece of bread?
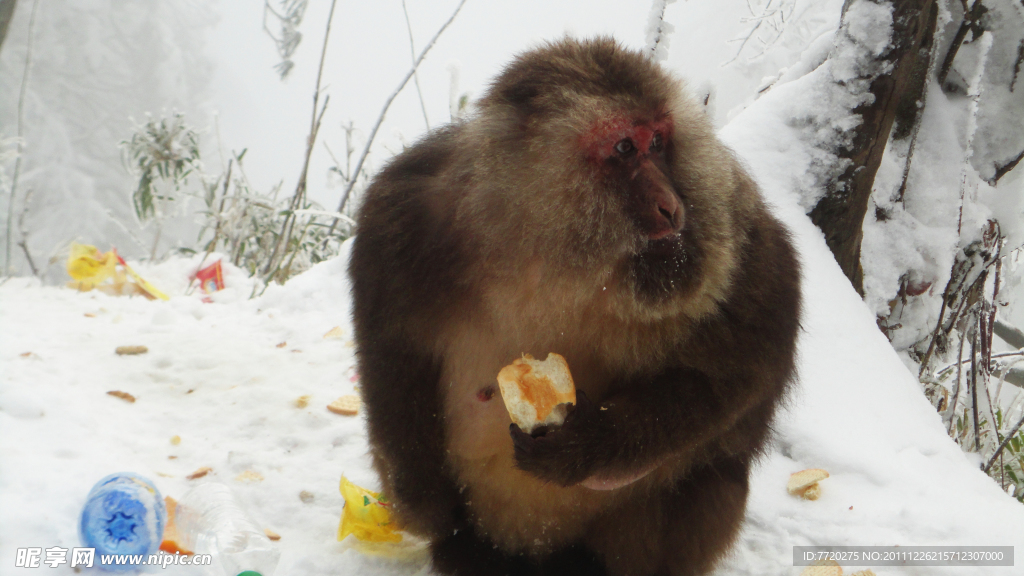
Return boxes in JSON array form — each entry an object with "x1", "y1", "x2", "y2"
[
  {"x1": 787, "y1": 468, "x2": 829, "y2": 500},
  {"x1": 328, "y1": 395, "x2": 362, "y2": 416},
  {"x1": 497, "y1": 353, "x2": 576, "y2": 433}
]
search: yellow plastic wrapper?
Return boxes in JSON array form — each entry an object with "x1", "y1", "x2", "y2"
[
  {"x1": 337, "y1": 477, "x2": 402, "y2": 543},
  {"x1": 67, "y1": 243, "x2": 118, "y2": 286},
  {"x1": 66, "y1": 242, "x2": 168, "y2": 300}
]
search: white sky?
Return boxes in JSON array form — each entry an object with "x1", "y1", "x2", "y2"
[{"x1": 205, "y1": 0, "x2": 650, "y2": 212}]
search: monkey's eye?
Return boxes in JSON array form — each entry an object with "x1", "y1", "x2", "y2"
[
  {"x1": 614, "y1": 139, "x2": 635, "y2": 155},
  {"x1": 650, "y1": 133, "x2": 663, "y2": 152}
]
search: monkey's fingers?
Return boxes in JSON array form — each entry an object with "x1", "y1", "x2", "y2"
[
  {"x1": 510, "y1": 423, "x2": 563, "y2": 460},
  {"x1": 563, "y1": 390, "x2": 596, "y2": 426},
  {"x1": 510, "y1": 423, "x2": 537, "y2": 455}
]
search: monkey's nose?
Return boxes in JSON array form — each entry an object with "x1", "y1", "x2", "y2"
[
  {"x1": 635, "y1": 159, "x2": 684, "y2": 240},
  {"x1": 647, "y1": 192, "x2": 684, "y2": 240}
]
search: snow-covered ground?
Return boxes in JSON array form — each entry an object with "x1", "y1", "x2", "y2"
[
  {"x1": 3, "y1": 1, "x2": 1024, "y2": 575},
  {"x1": 3, "y1": 73, "x2": 1024, "y2": 575}
]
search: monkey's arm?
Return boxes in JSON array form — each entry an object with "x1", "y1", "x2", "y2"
[
  {"x1": 349, "y1": 127, "x2": 470, "y2": 537},
  {"x1": 511, "y1": 362, "x2": 781, "y2": 487},
  {"x1": 357, "y1": 333, "x2": 466, "y2": 537}
]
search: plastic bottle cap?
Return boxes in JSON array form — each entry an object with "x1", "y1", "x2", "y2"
[
  {"x1": 79, "y1": 472, "x2": 166, "y2": 572},
  {"x1": 236, "y1": 572, "x2": 263, "y2": 576}
]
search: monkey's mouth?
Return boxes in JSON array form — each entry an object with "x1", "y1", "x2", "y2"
[
  {"x1": 625, "y1": 232, "x2": 699, "y2": 301},
  {"x1": 644, "y1": 235, "x2": 683, "y2": 258}
]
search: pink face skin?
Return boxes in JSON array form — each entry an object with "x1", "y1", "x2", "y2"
[
  {"x1": 580, "y1": 115, "x2": 675, "y2": 163},
  {"x1": 580, "y1": 114, "x2": 684, "y2": 241}
]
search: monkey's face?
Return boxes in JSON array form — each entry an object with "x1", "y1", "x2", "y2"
[
  {"x1": 472, "y1": 38, "x2": 739, "y2": 320},
  {"x1": 582, "y1": 114, "x2": 682, "y2": 241},
  {"x1": 577, "y1": 108, "x2": 704, "y2": 305}
]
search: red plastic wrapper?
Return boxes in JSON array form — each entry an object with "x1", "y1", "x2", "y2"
[{"x1": 195, "y1": 260, "x2": 225, "y2": 298}]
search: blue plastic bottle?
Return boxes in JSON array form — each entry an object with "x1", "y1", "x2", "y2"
[{"x1": 79, "y1": 472, "x2": 167, "y2": 572}]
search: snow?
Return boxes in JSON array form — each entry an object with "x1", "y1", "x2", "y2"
[
  {"x1": 719, "y1": 81, "x2": 1024, "y2": 571},
  {"x1": 3, "y1": 1, "x2": 1024, "y2": 575},
  {"x1": 4, "y1": 88, "x2": 1024, "y2": 573}
]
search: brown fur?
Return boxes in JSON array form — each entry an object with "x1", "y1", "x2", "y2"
[{"x1": 349, "y1": 37, "x2": 801, "y2": 576}]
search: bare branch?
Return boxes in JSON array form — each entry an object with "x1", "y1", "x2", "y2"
[
  {"x1": 984, "y1": 411, "x2": 1024, "y2": 473},
  {"x1": 938, "y1": 0, "x2": 987, "y2": 88},
  {"x1": 971, "y1": 332, "x2": 982, "y2": 452},
  {"x1": 402, "y1": 0, "x2": 431, "y2": 129},
  {"x1": 332, "y1": 0, "x2": 468, "y2": 222},
  {"x1": 987, "y1": 148, "x2": 1024, "y2": 186},
  {"x1": 262, "y1": 0, "x2": 337, "y2": 279}
]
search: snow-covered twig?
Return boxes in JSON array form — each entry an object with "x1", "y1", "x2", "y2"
[
  {"x1": 262, "y1": 0, "x2": 337, "y2": 281},
  {"x1": 988, "y1": 148, "x2": 1024, "y2": 186},
  {"x1": 332, "y1": 0, "x2": 468, "y2": 221},
  {"x1": 292, "y1": 208, "x2": 355, "y2": 226},
  {"x1": 984, "y1": 410, "x2": 1024, "y2": 473},
  {"x1": 938, "y1": 350, "x2": 1024, "y2": 377},
  {"x1": 5, "y1": 0, "x2": 40, "y2": 277},
  {"x1": 723, "y1": 0, "x2": 795, "y2": 66},
  {"x1": 955, "y1": 31, "x2": 992, "y2": 236},
  {"x1": 104, "y1": 209, "x2": 149, "y2": 255},
  {"x1": 16, "y1": 186, "x2": 38, "y2": 277},
  {"x1": 263, "y1": 0, "x2": 309, "y2": 79},
  {"x1": 938, "y1": 0, "x2": 988, "y2": 87},
  {"x1": 645, "y1": 0, "x2": 676, "y2": 62}
]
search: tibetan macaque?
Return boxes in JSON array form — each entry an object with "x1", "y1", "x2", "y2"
[{"x1": 349, "y1": 37, "x2": 800, "y2": 576}]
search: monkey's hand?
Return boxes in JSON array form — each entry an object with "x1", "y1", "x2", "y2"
[{"x1": 509, "y1": 391, "x2": 606, "y2": 486}]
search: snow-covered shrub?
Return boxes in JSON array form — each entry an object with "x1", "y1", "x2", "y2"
[
  {"x1": 196, "y1": 156, "x2": 346, "y2": 285},
  {"x1": 121, "y1": 113, "x2": 347, "y2": 290},
  {"x1": 856, "y1": 0, "x2": 1024, "y2": 503},
  {"x1": 122, "y1": 113, "x2": 201, "y2": 228}
]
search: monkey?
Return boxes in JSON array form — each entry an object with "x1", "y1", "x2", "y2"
[{"x1": 348, "y1": 37, "x2": 801, "y2": 576}]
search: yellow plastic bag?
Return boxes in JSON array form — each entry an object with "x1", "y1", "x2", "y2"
[
  {"x1": 67, "y1": 243, "x2": 118, "y2": 286},
  {"x1": 66, "y1": 242, "x2": 168, "y2": 300},
  {"x1": 337, "y1": 477, "x2": 402, "y2": 543}
]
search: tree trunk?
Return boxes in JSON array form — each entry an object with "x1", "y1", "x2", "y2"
[{"x1": 809, "y1": 0, "x2": 937, "y2": 294}]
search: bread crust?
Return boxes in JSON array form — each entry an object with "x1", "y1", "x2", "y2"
[{"x1": 497, "y1": 353, "x2": 576, "y2": 433}]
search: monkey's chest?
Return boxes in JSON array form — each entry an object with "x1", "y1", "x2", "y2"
[{"x1": 441, "y1": 351, "x2": 617, "y2": 552}]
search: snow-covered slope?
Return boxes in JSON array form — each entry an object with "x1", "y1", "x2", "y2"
[
  {"x1": 714, "y1": 70, "x2": 1024, "y2": 575},
  {"x1": 3, "y1": 4, "x2": 1024, "y2": 575},
  {"x1": 3, "y1": 114, "x2": 1023, "y2": 575}
]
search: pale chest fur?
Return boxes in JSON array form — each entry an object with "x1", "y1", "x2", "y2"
[
  {"x1": 438, "y1": 317, "x2": 615, "y2": 552},
  {"x1": 434, "y1": 277, "x2": 690, "y2": 552}
]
